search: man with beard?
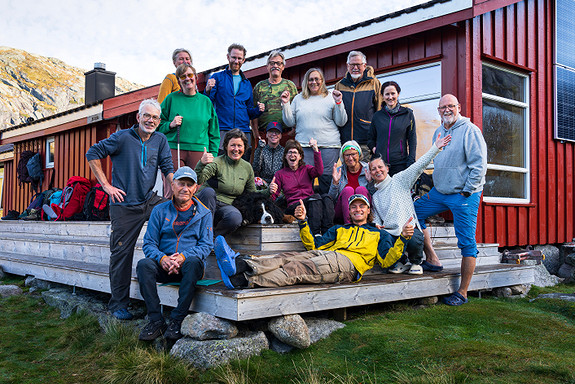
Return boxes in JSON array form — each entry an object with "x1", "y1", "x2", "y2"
[
  {"x1": 335, "y1": 51, "x2": 382, "y2": 161},
  {"x1": 414, "y1": 94, "x2": 487, "y2": 306},
  {"x1": 205, "y1": 43, "x2": 264, "y2": 157},
  {"x1": 86, "y1": 99, "x2": 174, "y2": 320},
  {"x1": 214, "y1": 194, "x2": 414, "y2": 289}
]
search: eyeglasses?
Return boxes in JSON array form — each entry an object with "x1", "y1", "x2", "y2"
[
  {"x1": 343, "y1": 152, "x2": 359, "y2": 158},
  {"x1": 179, "y1": 73, "x2": 195, "y2": 80},
  {"x1": 141, "y1": 113, "x2": 160, "y2": 122},
  {"x1": 308, "y1": 77, "x2": 322, "y2": 83},
  {"x1": 438, "y1": 104, "x2": 459, "y2": 111},
  {"x1": 268, "y1": 61, "x2": 284, "y2": 67},
  {"x1": 347, "y1": 63, "x2": 365, "y2": 68}
]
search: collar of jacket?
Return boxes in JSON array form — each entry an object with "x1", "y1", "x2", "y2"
[
  {"x1": 341, "y1": 65, "x2": 375, "y2": 87},
  {"x1": 375, "y1": 175, "x2": 392, "y2": 190},
  {"x1": 224, "y1": 67, "x2": 247, "y2": 81}
]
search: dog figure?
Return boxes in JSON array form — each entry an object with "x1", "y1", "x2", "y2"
[{"x1": 232, "y1": 192, "x2": 284, "y2": 226}]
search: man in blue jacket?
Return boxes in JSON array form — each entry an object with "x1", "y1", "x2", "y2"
[
  {"x1": 205, "y1": 43, "x2": 264, "y2": 158},
  {"x1": 136, "y1": 166, "x2": 213, "y2": 341},
  {"x1": 86, "y1": 99, "x2": 173, "y2": 321}
]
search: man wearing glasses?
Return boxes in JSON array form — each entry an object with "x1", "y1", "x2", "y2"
[
  {"x1": 87, "y1": 99, "x2": 174, "y2": 320},
  {"x1": 335, "y1": 51, "x2": 382, "y2": 162},
  {"x1": 205, "y1": 43, "x2": 264, "y2": 158},
  {"x1": 414, "y1": 94, "x2": 487, "y2": 306},
  {"x1": 253, "y1": 50, "x2": 298, "y2": 142}
]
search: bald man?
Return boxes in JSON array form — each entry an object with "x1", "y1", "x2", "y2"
[{"x1": 414, "y1": 94, "x2": 487, "y2": 306}]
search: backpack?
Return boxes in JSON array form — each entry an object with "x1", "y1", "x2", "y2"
[
  {"x1": 82, "y1": 184, "x2": 110, "y2": 221},
  {"x1": 41, "y1": 188, "x2": 63, "y2": 221},
  {"x1": 17, "y1": 150, "x2": 37, "y2": 186},
  {"x1": 26, "y1": 153, "x2": 44, "y2": 193},
  {"x1": 50, "y1": 176, "x2": 92, "y2": 221}
]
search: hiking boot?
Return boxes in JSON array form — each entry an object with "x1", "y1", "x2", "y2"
[
  {"x1": 164, "y1": 319, "x2": 183, "y2": 340},
  {"x1": 1, "y1": 210, "x2": 19, "y2": 220},
  {"x1": 215, "y1": 235, "x2": 239, "y2": 276},
  {"x1": 111, "y1": 308, "x2": 134, "y2": 320},
  {"x1": 139, "y1": 319, "x2": 167, "y2": 341},
  {"x1": 408, "y1": 264, "x2": 424, "y2": 275},
  {"x1": 389, "y1": 261, "x2": 411, "y2": 274}
]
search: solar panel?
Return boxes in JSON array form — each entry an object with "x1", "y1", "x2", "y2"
[
  {"x1": 557, "y1": 0, "x2": 575, "y2": 68},
  {"x1": 555, "y1": 66, "x2": 575, "y2": 142}
]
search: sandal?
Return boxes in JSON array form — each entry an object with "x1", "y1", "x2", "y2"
[{"x1": 442, "y1": 292, "x2": 468, "y2": 306}]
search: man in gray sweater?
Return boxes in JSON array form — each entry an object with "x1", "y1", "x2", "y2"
[
  {"x1": 414, "y1": 94, "x2": 487, "y2": 306},
  {"x1": 86, "y1": 99, "x2": 174, "y2": 320}
]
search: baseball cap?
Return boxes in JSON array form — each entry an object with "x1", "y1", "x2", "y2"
[
  {"x1": 266, "y1": 121, "x2": 283, "y2": 133},
  {"x1": 173, "y1": 166, "x2": 197, "y2": 183},
  {"x1": 348, "y1": 194, "x2": 370, "y2": 207}
]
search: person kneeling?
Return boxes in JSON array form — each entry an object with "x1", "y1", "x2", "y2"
[
  {"x1": 136, "y1": 167, "x2": 213, "y2": 341},
  {"x1": 215, "y1": 194, "x2": 414, "y2": 289}
]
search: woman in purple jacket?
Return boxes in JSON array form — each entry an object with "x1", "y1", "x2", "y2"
[{"x1": 269, "y1": 139, "x2": 334, "y2": 235}]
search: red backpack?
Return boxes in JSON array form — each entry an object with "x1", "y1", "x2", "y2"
[{"x1": 51, "y1": 176, "x2": 92, "y2": 221}]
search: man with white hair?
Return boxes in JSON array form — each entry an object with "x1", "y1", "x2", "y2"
[
  {"x1": 86, "y1": 98, "x2": 174, "y2": 320},
  {"x1": 335, "y1": 50, "x2": 382, "y2": 161},
  {"x1": 414, "y1": 94, "x2": 487, "y2": 306}
]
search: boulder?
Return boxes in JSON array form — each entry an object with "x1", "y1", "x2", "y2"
[
  {"x1": 492, "y1": 287, "x2": 513, "y2": 298},
  {"x1": 0, "y1": 284, "x2": 23, "y2": 298},
  {"x1": 0, "y1": 267, "x2": 5, "y2": 280},
  {"x1": 534, "y1": 244, "x2": 561, "y2": 275},
  {"x1": 531, "y1": 263, "x2": 561, "y2": 287},
  {"x1": 171, "y1": 331, "x2": 269, "y2": 369},
  {"x1": 268, "y1": 314, "x2": 310, "y2": 349},
  {"x1": 180, "y1": 312, "x2": 238, "y2": 340},
  {"x1": 305, "y1": 318, "x2": 345, "y2": 344},
  {"x1": 565, "y1": 253, "x2": 575, "y2": 267},
  {"x1": 418, "y1": 296, "x2": 439, "y2": 305},
  {"x1": 24, "y1": 276, "x2": 52, "y2": 290},
  {"x1": 41, "y1": 289, "x2": 107, "y2": 319},
  {"x1": 556, "y1": 263, "x2": 575, "y2": 282},
  {"x1": 535, "y1": 292, "x2": 575, "y2": 302},
  {"x1": 509, "y1": 284, "x2": 530, "y2": 296},
  {"x1": 268, "y1": 334, "x2": 295, "y2": 354}
]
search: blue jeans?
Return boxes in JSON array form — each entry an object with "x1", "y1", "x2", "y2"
[
  {"x1": 413, "y1": 188, "x2": 481, "y2": 258},
  {"x1": 136, "y1": 256, "x2": 204, "y2": 322}
]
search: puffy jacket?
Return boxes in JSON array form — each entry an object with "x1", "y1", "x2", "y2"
[
  {"x1": 335, "y1": 66, "x2": 382, "y2": 145},
  {"x1": 205, "y1": 67, "x2": 262, "y2": 132},
  {"x1": 368, "y1": 106, "x2": 417, "y2": 168},
  {"x1": 298, "y1": 219, "x2": 407, "y2": 278},
  {"x1": 142, "y1": 197, "x2": 213, "y2": 264}
]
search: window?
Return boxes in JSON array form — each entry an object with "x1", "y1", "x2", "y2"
[
  {"x1": 482, "y1": 63, "x2": 530, "y2": 203},
  {"x1": 377, "y1": 63, "x2": 442, "y2": 158},
  {"x1": 46, "y1": 137, "x2": 55, "y2": 168}
]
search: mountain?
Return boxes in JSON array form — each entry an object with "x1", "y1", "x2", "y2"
[{"x1": 0, "y1": 46, "x2": 144, "y2": 129}]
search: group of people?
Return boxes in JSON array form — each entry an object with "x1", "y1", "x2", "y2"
[{"x1": 85, "y1": 44, "x2": 487, "y2": 342}]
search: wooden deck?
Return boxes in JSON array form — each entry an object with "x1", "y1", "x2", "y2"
[{"x1": 0, "y1": 221, "x2": 534, "y2": 321}]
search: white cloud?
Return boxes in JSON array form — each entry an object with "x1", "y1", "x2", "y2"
[{"x1": 1, "y1": 0, "x2": 429, "y2": 85}]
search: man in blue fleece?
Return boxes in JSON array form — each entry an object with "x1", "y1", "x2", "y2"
[
  {"x1": 414, "y1": 94, "x2": 487, "y2": 306},
  {"x1": 86, "y1": 99, "x2": 174, "y2": 320},
  {"x1": 136, "y1": 167, "x2": 213, "y2": 341},
  {"x1": 204, "y1": 43, "x2": 264, "y2": 157}
]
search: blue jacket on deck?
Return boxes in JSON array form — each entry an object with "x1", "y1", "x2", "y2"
[
  {"x1": 142, "y1": 197, "x2": 213, "y2": 265},
  {"x1": 205, "y1": 67, "x2": 262, "y2": 132}
]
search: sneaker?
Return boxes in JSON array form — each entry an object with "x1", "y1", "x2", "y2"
[
  {"x1": 389, "y1": 261, "x2": 411, "y2": 274},
  {"x1": 139, "y1": 319, "x2": 167, "y2": 341},
  {"x1": 1, "y1": 210, "x2": 19, "y2": 220},
  {"x1": 219, "y1": 268, "x2": 236, "y2": 289},
  {"x1": 164, "y1": 319, "x2": 183, "y2": 340},
  {"x1": 408, "y1": 264, "x2": 424, "y2": 275},
  {"x1": 215, "y1": 235, "x2": 239, "y2": 276},
  {"x1": 111, "y1": 308, "x2": 134, "y2": 320}
]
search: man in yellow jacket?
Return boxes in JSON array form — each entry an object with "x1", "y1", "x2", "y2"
[{"x1": 215, "y1": 194, "x2": 414, "y2": 288}]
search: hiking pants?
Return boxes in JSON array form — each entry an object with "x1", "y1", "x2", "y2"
[
  {"x1": 245, "y1": 250, "x2": 357, "y2": 288},
  {"x1": 108, "y1": 193, "x2": 165, "y2": 312}
]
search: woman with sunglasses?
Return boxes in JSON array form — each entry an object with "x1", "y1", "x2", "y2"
[{"x1": 158, "y1": 63, "x2": 220, "y2": 197}]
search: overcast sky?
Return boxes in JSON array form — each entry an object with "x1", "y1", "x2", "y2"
[{"x1": 2, "y1": 0, "x2": 428, "y2": 86}]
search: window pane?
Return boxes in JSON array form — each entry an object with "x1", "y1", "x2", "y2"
[
  {"x1": 403, "y1": 99, "x2": 441, "y2": 159},
  {"x1": 484, "y1": 169, "x2": 526, "y2": 199},
  {"x1": 483, "y1": 66, "x2": 525, "y2": 102},
  {"x1": 482, "y1": 99, "x2": 525, "y2": 167},
  {"x1": 378, "y1": 64, "x2": 441, "y2": 101},
  {"x1": 48, "y1": 140, "x2": 55, "y2": 164}
]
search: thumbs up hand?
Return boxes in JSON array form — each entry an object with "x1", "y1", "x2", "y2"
[
  {"x1": 269, "y1": 176, "x2": 278, "y2": 194},
  {"x1": 200, "y1": 147, "x2": 214, "y2": 165},
  {"x1": 401, "y1": 217, "x2": 415, "y2": 238},
  {"x1": 294, "y1": 199, "x2": 307, "y2": 220}
]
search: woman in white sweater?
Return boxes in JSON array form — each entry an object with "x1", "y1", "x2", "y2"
[{"x1": 281, "y1": 68, "x2": 347, "y2": 193}]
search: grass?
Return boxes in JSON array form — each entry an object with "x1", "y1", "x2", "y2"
[{"x1": 1, "y1": 275, "x2": 575, "y2": 384}]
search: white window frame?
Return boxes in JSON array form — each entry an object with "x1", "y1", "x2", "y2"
[
  {"x1": 376, "y1": 62, "x2": 442, "y2": 104},
  {"x1": 481, "y1": 62, "x2": 530, "y2": 204},
  {"x1": 46, "y1": 136, "x2": 55, "y2": 169}
]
